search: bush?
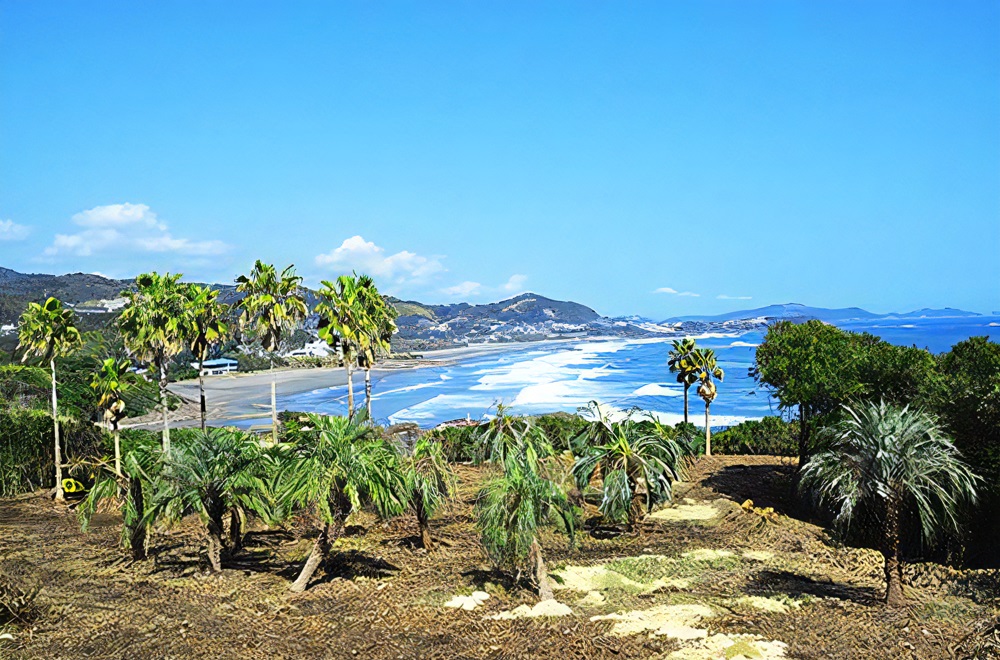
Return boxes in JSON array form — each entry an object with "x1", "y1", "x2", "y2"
[
  {"x1": 426, "y1": 424, "x2": 481, "y2": 462},
  {"x1": 712, "y1": 417, "x2": 799, "y2": 456},
  {"x1": 231, "y1": 352, "x2": 285, "y2": 373},
  {"x1": 532, "y1": 412, "x2": 589, "y2": 453}
]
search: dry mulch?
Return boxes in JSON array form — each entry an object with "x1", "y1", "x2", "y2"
[{"x1": 0, "y1": 457, "x2": 996, "y2": 659}]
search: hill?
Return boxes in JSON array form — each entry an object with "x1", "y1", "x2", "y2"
[{"x1": 666, "y1": 302, "x2": 980, "y2": 324}]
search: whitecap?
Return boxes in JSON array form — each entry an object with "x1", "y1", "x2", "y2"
[{"x1": 633, "y1": 384, "x2": 683, "y2": 397}]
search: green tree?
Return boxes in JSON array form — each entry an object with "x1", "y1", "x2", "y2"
[
  {"x1": 182, "y1": 284, "x2": 230, "y2": 430},
  {"x1": 90, "y1": 357, "x2": 131, "y2": 476},
  {"x1": 356, "y1": 275, "x2": 397, "y2": 419},
  {"x1": 405, "y1": 435, "x2": 454, "y2": 550},
  {"x1": 15, "y1": 297, "x2": 83, "y2": 501},
  {"x1": 573, "y1": 407, "x2": 683, "y2": 528},
  {"x1": 118, "y1": 272, "x2": 187, "y2": 453},
  {"x1": 279, "y1": 414, "x2": 409, "y2": 592},
  {"x1": 694, "y1": 348, "x2": 724, "y2": 456},
  {"x1": 667, "y1": 338, "x2": 699, "y2": 424},
  {"x1": 144, "y1": 428, "x2": 273, "y2": 572},
  {"x1": 235, "y1": 261, "x2": 308, "y2": 441},
  {"x1": 800, "y1": 401, "x2": 979, "y2": 606},
  {"x1": 474, "y1": 403, "x2": 553, "y2": 465},
  {"x1": 315, "y1": 275, "x2": 368, "y2": 418}
]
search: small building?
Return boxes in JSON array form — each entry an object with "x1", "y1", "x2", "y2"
[{"x1": 191, "y1": 358, "x2": 239, "y2": 376}]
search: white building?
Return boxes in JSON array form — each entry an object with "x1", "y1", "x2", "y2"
[{"x1": 191, "y1": 358, "x2": 239, "y2": 376}]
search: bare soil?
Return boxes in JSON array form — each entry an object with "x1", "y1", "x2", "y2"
[{"x1": 1, "y1": 456, "x2": 997, "y2": 659}]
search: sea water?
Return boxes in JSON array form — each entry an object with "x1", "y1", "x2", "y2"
[{"x1": 277, "y1": 316, "x2": 998, "y2": 429}]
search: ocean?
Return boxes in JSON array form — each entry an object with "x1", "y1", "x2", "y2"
[{"x1": 276, "y1": 316, "x2": 999, "y2": 429}]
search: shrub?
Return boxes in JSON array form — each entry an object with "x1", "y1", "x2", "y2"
[
  {"x1": 531, "y1": 412, "x2": 589, "y2": 453},
  {"x1": 712, "y1": 417, "x2": 799, "y2": 456},
  {"x1": 426, "y1": 424, "x2": 481, "y2": 462}
]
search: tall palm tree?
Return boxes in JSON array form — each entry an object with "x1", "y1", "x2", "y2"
[
  {"x1": 405, "y1": 435, "x2": 454, "y2": 550},
  {"x1": 91, "y1": 357, "x2": 131, "y2": 476},
  {"x1": 573, "y1": 407, "x2": 683, "y2": 528},
  {"x1": 693, "y1": 348, "x2": 724, "y2": 457},
  {"x1": 356, "y1": 275, "x2": 397, "y2": 419},
  {"x1": 315, "y1": 275, "x2": 368, "y2": 419},
  {"x1": 144, "y1": 428, "x2": 273, "y2": 572},
  {"x1": 182, "y1": 284, "x2": 230, "y2": 430},
  {"x1": 118, "y1": 272, "x2": 187, "y2": 453},
  {"x1": 667, "y1": 338, "x2": 699, "y2": 424},
  {"x1": 16, "y1": 297, "x2": 83, "y2": 501},
  {"x1": 800, "y1": 401, "x2": 979, "y2": 606},
  {"x1": 235, "y1": 261, "x2": 308, "y2": 441},
  {"x1": 278, "y1": 414, "x2": 409, "y2": 592}
]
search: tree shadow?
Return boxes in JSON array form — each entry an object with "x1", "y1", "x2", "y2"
[
  {"x1": 702, "y1": 464, "x2": 798, "y2": 516},
  {"x1": 279, "y1": 549, "x2": 401, "y2": 586},
  {"x1": 745, "y1": 569, "x2": 880, "y2": 605}
]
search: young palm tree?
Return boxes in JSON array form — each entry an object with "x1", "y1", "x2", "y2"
[
  {"x1": 144, "y1": 428, "x2": 272, "y2": 572},
  {"x1": 315, "y1": 275, "x2": 369, "y2": 418},
  {"x1": 693, "y1": 348, "x2": 724, "y2": 457},
  {"x1": 667, "y1": 338, "x2": 699, "y2": 424},
  {"x1": 405, "y1": 435, "x2": 454, "y2": 550},
  {"x1": 91, "y1": 357, "x2": 131, "y2": 476},
  {"x1": 16, "y1": 297, "x2": 83, "y2": 502},
  {"x1": 78, "y1": 431, "x2": 160, "y2": 561},
  {"x1": 182, "y1": 284, "x2": 230, "y2": 430},
  {"x1": 474, "y1": 403, "x2": 553, "y2": 465},
  {"x1": 475, "y1": 437, "x2": 575, "y2": 600},
  {"x1": 235, "y1": 261, "x2": 308, "y2": 441},
  {"x1": 800, "y1": 401, "x2": 979, "y2": 606},
  {"x1": 279, "y1": 414, "x2": 409, "y2": 592},
  {"x1": 356, "y1": 275, "x2": 397, "y2": 419},
  {"x1": 118, "y1": 272, "x2": 187, "y2": 453}
]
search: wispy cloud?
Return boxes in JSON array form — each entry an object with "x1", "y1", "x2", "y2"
[
  {"x1": 502, "y1": 274, "x2": 528, "y2": 294},
  {"x1": 440, "y1": 274, "x2": 528, "y2": 300},
  {"x1": 43, "y1": 203, "x2": 229, "y2": 258},
  {"x1": 654, "y1": 286, "x2": 699, "y2": 297},
  {"x1": 717, "y1": 294, "x2": 752, "y2": 300},
  {"x1": 0, "y1": 219, "x2": 30, "y2": 241},
  {"x1": 442, "y1": 281, "x2": 482, "y2": 297},
  {"x1": 315, "y1": 236, "x2": 445, "y2": 284}
]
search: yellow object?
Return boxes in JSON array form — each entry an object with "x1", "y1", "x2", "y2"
[{"x1": 62, "y1": 478, "x2": 85, "y2": 493}]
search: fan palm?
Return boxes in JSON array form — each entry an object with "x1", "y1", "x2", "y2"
[
  {"x1": 235, "y1": 261, "x2": 308, "y2": 441},
  {"x1": 16, "y1": 297, "x2": 83, "y2": 501},
  {"x1": 144, "y1": 428, "x2": 273, "y2": 572},
  {"x1": 800, "y1": 401, "x2": 980, "y2": 606},
  {"x1": 182, "y1": 284, "x2": 230, "y2": 430},
  {"x1": 405, "y1": 435, "x2": 454, "y2": 550},
  {"x1": 315, "y1": 275, "x2": 368, "y2": 418},
  {"x1": 667, "y1": 338, "x2": 699, "y2": 424},
  {"x1": 475, "y1": 436, "x2": 575, "y2": 600},
  {"x1": 356, "y1": 275, "x2": 397, "y2": 419},
  {"x1": 78, "y1": 431, "x2": 160, "y2": 560},
  {"x1": 118, "y1": 272, "x2": 187, "y2": 453},
  {"x1": 693, "y1": 348, "x2": 724, "y2": 456},
  {"x1": 278, "y1": 414, "x2": 409, "y2": 592},
  {"x1": 91, "y1": 357, "x2": 131, "y2": 476},
  {"x1": 573, "y1": 405, "x2": 683, "y2": 528}
]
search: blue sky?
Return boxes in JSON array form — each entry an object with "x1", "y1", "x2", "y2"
[{"x1": 1, "y1": 1, "x2": 997, "y2": 318}]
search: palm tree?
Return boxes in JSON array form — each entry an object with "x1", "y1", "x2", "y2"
[
  {"x1": 693, "y1": 348, "x2": 724, "y2": 457},
  {"x1": 182, "y1": 284, "x2": 230, "y2": 430},
  {"x1": 356, "y1": 275, "x2": 397, "y2": 419},
  {"x1": 667, "y1": 338, "x2": 699, "y2": 424},
  {"x1": 235, "y1": 261, "x2": 308, "y2": 441},
  {"x1": 573, "y1": 407, "x2": 683, "y2": 528},
  {"x1": 118, "y1": 272, "x2": 187, "y2": 453},
  {"x1": 279, "y1": 414, "x2": 409, "y2": 592},
  {"x1": 405, "y1": 435, "x2": 454, "y2": 550},
  {"x1": 144, "y1": 428, "x2": 272, "y2": 572},
  {"x1": 91, "y1": 357, "x2": 131, "y2": 476},
  {"x1": 315, "y1": 275, "x2": 368, "y2": 418},
  {"x1": 474, "y1": 403, "x2": 553, "y2": 465},
  {"x1": 800, "y1": 401, "x2": 979, "y2": 606},
  {"x1": 78, "y1": 431, "x2": 160, "y2": 560},
  {"x1": 16, "y1": 297, "x2": 83, "y2": 502},
  {"x1": 475, "y1": 435, "x2": 575, "y2": 600}
]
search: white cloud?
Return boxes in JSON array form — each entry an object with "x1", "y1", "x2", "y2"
[
  {"x1": 0, "y1": 219, "x2": 29, "y2": 241},
  {"x1": 315, "y1": 236, "x2": 445, "y2": 283},
  {"x1": 654, "y1": 286, "x2": 699, "y2": 297},
  {"x1": 43, "y1": 203, "x2": 229, "y2": 258},
  {"x1": 502, "y1": 274, "x2": 528, "y2": 293},
  {"x1": 717, "y1": 294, "x2": 752, "y2": 300},
  {"x1": 442, "y1": 281, "x2": 482, "y2": 297}
]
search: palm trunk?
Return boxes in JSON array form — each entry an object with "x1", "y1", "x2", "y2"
[
  {"x1": 229, "y1": 508, "x2": 244, "y2": 557},
  {"x1": 683, "y1": 384, "x2": 689, "y2": 425},
  {"x1": 704, "y1": 401, "x2": 712, "y2": 457},
  {"x1": 270, "y1": 358, "x2": 278, "y2": 444},
  {"x1": 530, "y1": 538, "x2": 553, "y2": 601},
  {"x1": 50, "y1": 359, "x2": 64, "y2": 502},
  {"x1": 345, "y1": 362, "x2": 355, "y2": 419},
  {"x1": 884, "y1": 502, "x2": 905, "y2": 606},
  {"x1": 129, "y1": 477, "x2": 147, "y2": 561},
  {"x1": 364, "y1": 368, "x2": 372, "y2": 419},
  {"x1": 159, "y1": 361, "x2": 170, "y2": 454},
  {"x1": 414, "y1": 491, "x2": 433, "y2": 550},
  {"x1": 198, "y1": 355, "x2": 207, "y2": 431},
  {"x1": 113, "y1": 423, "x2": 122, "y2": 478},
  {"x1": 290, "y1": 493, "x2": 349, "y2": 592},
  {"x1": 206, "y1": 519, "x2": 224, "y2": 573}
]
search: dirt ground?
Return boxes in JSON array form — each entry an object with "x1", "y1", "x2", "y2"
[{"x1": 1, "y1": 456, "x2": 997, "y2": 659}]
